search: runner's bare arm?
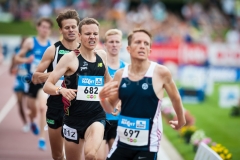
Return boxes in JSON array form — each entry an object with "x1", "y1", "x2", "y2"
[
  {"x1": 0, "y1": 43, "x2": 3, "y2": 64},
  {"x1": 32, "y1": 45, "x2": 55, "y2": 84},
  {"x1": 161, "y1": 66, "x2": 186, "y2": 129},
  {"x1": 43, "y1": 52, "x2": 75, "y2": 95},
  {"x1": 99, "y1": 69, "x2": 123, "y2": 113},
  {"x1": 9, "y1": 54, "x2": 16, "y2": 74},
  {"x1": 14, "y1": 38, "x2": 34, "y2": 65}
]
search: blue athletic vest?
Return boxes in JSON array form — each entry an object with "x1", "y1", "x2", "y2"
[
  {"x1": 14, "y1": 47, "x2": 28, "y2": 79},
  {"x1": 26, "y1": 37, "x2": 51, "y2": 76},
  {"x1": 106, "y1": 60, "x2": 125, "y2": 120},
  {"x1": 116, "y1": 62, "x2": 163, "y2": 152}
]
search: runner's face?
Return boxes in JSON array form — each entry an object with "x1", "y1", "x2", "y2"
[
  {"x1": 104, "y1": 34, "x2": 122, "y2": 56},
  {"x1": 79, "y1": 24, "x2": 99, "y2": 50},
  {"x1": 37, "y1": 21, "x2": 51, "y2": 38},
  {"x1": 60, "y1": 19, "x2": 78, "y2": 42},
  {"x1": 127, "y1": 32, "x2": 151, "y2": 60}
]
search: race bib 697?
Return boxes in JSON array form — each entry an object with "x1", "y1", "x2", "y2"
[{"x1": 117, "y1": 115, "x2": 150, "y2": 146}]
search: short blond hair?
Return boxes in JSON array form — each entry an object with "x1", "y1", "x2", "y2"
[{"x1": 104, "y1": 29, "x2": 122, "y2": 42}]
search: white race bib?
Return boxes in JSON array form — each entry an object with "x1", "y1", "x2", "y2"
[
  {"x1": 117, "y1": 115, "x2": 149, "y2": 146},
  {"x1": 30, "y1": 59, "x2": 40, "y2": 73},
  {"x1": 62, "y1": 124, "x2": 77, "y2": 140},
  {"x1": 76, "y1": 76, "x2": 104, "y2": 101},
  {"x1": 24, "y1": 82, "x2": 29, "y2": 93},
  {"x1": 18, "y1": 64, "x2": 28, "y2": 76}
]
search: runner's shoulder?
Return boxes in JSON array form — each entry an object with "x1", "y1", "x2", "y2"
[
  {"x1": 113, "y1": 68, "x2": 124, "y2": 81},
  {"x1": 22, "y1": 37, "x2": 34, "y2": 49},
  {"x1": 62, "y1": 50, "x2": 78, "y2": 61},
  {"x1": 95, "y1": 49, "x2": 106, "y2": 58}
]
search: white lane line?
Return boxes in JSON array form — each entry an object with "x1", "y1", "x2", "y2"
[
  {"x1": 158, "y1": 147, "x2": 171, "y2": 160},
  {"x1": 0, "y1": 95, "x2": 17, "y2": 124}
]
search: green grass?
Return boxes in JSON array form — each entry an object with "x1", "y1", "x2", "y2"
[
  {"x1": 0, "y1": 21, "x2": 37, "y2": 35},
  {"x1": 0, "y1": 19, "x2": 60, "y2": 35},
  {"x1": 0, "y1": 20, "x2": 112, "y2": 36},
  {"x1": 163, "y1": 122, "x2": 196, "y2": 160},
  {"x1": 163, "y1": 82, "x2": 240, "y2": 160}
]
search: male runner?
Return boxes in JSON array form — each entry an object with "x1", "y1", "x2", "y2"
[
  {"x1": 14, "y1": 17, "x2": 53, "y2": 150},
  {"x1": 104, "y1": 29, "x2": 126, "y2": 151},
  {"x1": 43, "y1": 18, "x2": 112, "y2": 160},
  {"x1": 32, "y1": 9, "x2": 80, "y2": 159},
  {"x1": 10, "y1": 37, "x2": 29, "y2": 132},
  {"x1": 99, "y1": 28, "x2": 186, "y2": 160}
]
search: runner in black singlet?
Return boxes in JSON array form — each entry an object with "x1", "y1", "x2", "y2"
[
  {"x1": 32, "y1": 9, "x2": 80, "y2": 160},
  {"x1": 43, "y1": 18, "x2": 112, "y2": 160}
]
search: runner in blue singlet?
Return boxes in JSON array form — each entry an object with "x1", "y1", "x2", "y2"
[
  {"x1": 103, "y1": 29, "x2": 126, "y2": 155},
  {"x1": 10, "y1": 37, "x2": 29, "y2": 132},
  {"x1": 14, "y1": 17, "x2": 53, "y2": 150}
]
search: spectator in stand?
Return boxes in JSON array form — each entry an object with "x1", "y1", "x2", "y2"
[{"x1": 37, "y1": 1, "x2": 53, "y2": 18}]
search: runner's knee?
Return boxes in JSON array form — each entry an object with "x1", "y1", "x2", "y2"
[
  {"x1": 39, "y1": 104, "x2": 47, "y2": 113},
  {"x1": 85, "y1": 150, "x2": 96, "y2": 160},
  {"x1": 52, "y1": 153, "x2": 64, "y2": 160}
]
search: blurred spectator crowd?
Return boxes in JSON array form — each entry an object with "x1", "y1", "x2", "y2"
[{"x1": 1, "y1": 0, "x2": 240, "y2": 44}]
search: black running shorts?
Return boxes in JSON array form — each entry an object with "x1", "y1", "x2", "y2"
[
  {"x1": 107, "y1": 147, "x2": 158, "y2": 160},
  {"x1": 27, "y1": 82, "x2": 43, "y2": 98},
  {"x1": 62, "y1": 118, "x2": 107, "y2": 144},
  {"x1": 104, "y1": 120, "x2": 118, "y2": 142},
  {"x1": 46, "y1": 107, "x2": 64, "y2": 129}
]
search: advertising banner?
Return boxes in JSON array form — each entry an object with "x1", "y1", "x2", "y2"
[{"x1": 149, "y1": 42, "x2": 208, "y2": 66}]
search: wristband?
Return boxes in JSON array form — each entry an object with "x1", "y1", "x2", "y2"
[
  {"x1": 56, "y1": 86, "x2": 62, "y2": 95},
  {"x1": 55, "y1": 87, "x2": 59, "y2": 95}
]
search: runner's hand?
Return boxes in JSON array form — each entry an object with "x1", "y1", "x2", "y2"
[
  {"x1": 27, "y1": 55, "x2": 34, "y2": 63},
  {"x1": 99, "y1": 81, "x2": 118, "y2": 100},
  {"x1": 169, "y1": 120, "x2": 185, "y2": 130},
  {"x1": 60, "y1": 88, "x2": 77, "y2": 101}
]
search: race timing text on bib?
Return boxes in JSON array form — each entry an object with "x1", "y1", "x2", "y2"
[
  {"x1": 63, "y1": 124, "x2": 77, "y2": 140},
  {"x1": 117, "y1": 115, "x2": 150, "y2": 146},
  {"x1": 30, "y1": 59, "x2": 40, "y2": 73},
  {"x1": 76, "y1": 76, "x2": 104, "y2": 101}
]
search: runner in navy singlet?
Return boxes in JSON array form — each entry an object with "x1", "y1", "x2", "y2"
[
  {"x1": 100, "y1": 28, "x2": 186, "y2": 160},
  {"x1": 32, "y1": 10, "x2": 80, "y2": 160},
  {"x1": 43, "y1": 18, "x2": 112, "y2": 160}
]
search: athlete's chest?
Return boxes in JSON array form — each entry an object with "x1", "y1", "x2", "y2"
[
  {"x1": 119, "y1": 78, "x2": 154, "y2": 97},
  {"x1": 78, "y1": 60, "x2": 105, "y2": 76}
]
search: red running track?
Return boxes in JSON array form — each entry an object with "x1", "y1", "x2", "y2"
[{"x1": 0, "y1": 64, "x2": 52, "y2": 160}]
